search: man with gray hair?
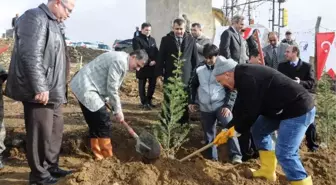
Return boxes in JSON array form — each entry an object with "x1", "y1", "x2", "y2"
[
  {"x1": 70, "y1": 50, "x2": 148, "y2": 161},
  {"x1": 5, "y1": 0, "x2": 76, "y2": 184},
  {"x1": 191, "y1": 23, "x2": 212, "y2": 64},
  {"x1": 219, "y1": 15, "x2": 247, "y2": 64}
]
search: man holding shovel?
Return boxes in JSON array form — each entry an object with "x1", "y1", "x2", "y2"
[
  {"x1": 212, "y1": 60, "x2": 315, "y2": 185},
  {"x1": 70, "y1": 50, "x2": 148, "y2": 160}
]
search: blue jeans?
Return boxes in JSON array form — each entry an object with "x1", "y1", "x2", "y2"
[
  {"x1": 200, "y1": 108, "x2": 242, "y2": 161},
  {"x1": 251, "y1": 107, "x2": 316, "y2": 181}
]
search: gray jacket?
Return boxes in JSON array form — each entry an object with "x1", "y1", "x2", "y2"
[
  {"x1": 263, "y1": 43, "x2": 289, "y2": 69},
  {"x1": 195, "y1": 35, "x2": 212, "y2": 64},
  {"x1": 70, "y1": 51, "x2": 129, "y2": 113},
  {"x1": 5, "y1": 4, "x2": 67, "y2": 104},
  {"x1": 189, "y1": 58, "x2": 237, "y2": 112}
]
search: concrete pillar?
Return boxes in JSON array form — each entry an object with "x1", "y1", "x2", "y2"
[{"x1": 146, "y1": 0, "x2": 213, "y2": 46}]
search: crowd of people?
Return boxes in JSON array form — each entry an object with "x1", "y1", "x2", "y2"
[{"x1": 0, "y1": 0, "x2": 318, "y2": 185}]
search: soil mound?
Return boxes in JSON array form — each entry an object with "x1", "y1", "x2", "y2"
[{"x1": 62, "y1": 151, "x2": 336, "y2": 185}]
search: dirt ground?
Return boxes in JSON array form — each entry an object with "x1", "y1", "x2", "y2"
[{"x1": 0, "y1": 38, "x2": 335, "y2": 185}]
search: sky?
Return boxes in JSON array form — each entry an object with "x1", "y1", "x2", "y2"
[{"x1": 0, "y1": 0, "x2": 335, "y2": 45}]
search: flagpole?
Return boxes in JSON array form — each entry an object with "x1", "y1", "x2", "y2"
[{"x1": 315, "y1": 16, "x2": 322, "y2": 79}]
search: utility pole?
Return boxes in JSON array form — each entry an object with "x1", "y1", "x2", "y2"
[
  {"x1": 278, "y1": 1, "x2": 281, "y2": 35},
  {"x1": 248, "y1": 0, "x2": 251, "y2": 25},
  {"x1": 231, "y1": 0, "x2": 234, "y2": 18},
  {"x1": 272, "y1": 0, "x2": 275, "y2": 31}
]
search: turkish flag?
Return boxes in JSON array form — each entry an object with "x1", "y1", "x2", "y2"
[
  {"x1": 0, "y1": 45, "x2": 9, "y2": 55},
  {"x1": 316, "y1": 32, "x2": 336, "y2": 80}
]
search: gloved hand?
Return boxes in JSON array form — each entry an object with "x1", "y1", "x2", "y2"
[{"x1": 213, "y1": 127, "x2": 236, "y2": 146}]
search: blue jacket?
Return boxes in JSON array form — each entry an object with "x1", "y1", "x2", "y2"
[{"x1": 188, "y1": 57, "x2": 237, "y2": 112}]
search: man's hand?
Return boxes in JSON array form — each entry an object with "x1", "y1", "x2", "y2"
[
  {"x1": 114, "y1": 112, "x2": 124, "y2": 123},
  {"x1": 221, "y1": 107, "x2": 231, "y2": 117},
  {"x1": 149, "y1": 61, "x2": 156, "y2": 66},
  {"x1": 213, "y1": 127, "x2": 236, "y2": 146},
  {"x1": 294, "y1": 77, "x2": 300, "y2": 84},
  {"x1": 34, "y1": 91, "x2": 49, "y2": 105},
  {"x1": 188, "y1": 104, "x2": 199, "y2": 113}
]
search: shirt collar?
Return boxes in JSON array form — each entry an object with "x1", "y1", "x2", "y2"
[{"x1": 291, "y1": 58, "x2": 300, "y2": 66}]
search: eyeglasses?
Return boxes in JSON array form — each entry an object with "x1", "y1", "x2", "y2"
[{"x1": 61, "y1": 0, "x2": 72, "y2": 14}]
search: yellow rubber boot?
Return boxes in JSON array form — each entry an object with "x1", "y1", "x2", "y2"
[
  {"x1": 99, "y1": 138, "x2": 113, "y2": 158},
  {"x1": 90, "y1": 138, "x2": 104, "y2": 160},
  {"x1": 291, "y1": 176, "x2": 313, "y2": 185},
  {"x1": 249, "y1": 150, "x2": 277, "y2": 182}
]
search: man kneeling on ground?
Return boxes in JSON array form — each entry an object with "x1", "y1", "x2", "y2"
[
  {"x1": 188, "y1": 44, "x2": 242, "y2": 163},
  {"x1": 70, "y1": 50, "x2": 148, "y2": 160}
]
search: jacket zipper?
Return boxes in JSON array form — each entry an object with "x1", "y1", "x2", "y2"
[{"x1": 208, "y1": 69, "x2": 213, "y2": 112}]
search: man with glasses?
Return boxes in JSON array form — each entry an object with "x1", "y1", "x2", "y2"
[
  {"x1": 70, "y1": 50, "x2": 148, "y2": 161},
  {"x1": 263, "y1": 32, "x2": 289, "y2": 70},
  {"x1": 5, "y1": 0, "x2": 75, "y2": 184}
]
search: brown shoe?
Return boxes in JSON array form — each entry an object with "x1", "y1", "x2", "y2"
[
  {"x1": 99, "y1": 138, "x2": 113, "y2": 158},
  {"x1": 90, "y1": 138, "x2": 104, "y2": 160}
]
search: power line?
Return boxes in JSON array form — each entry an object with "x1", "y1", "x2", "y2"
[{"x1": 320, "y1": 25, "x2": 336, "y2": 32}]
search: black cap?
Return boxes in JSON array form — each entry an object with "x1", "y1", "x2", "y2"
[{"x1": 285, "y1": 30, "x2": 292, "y2": 35}]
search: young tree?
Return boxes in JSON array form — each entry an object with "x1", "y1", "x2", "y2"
[
  {"x1": 154, "y1": 52, "x2": 190, "y2": 158},
  {"x1": 316, "y1": 74, "x2": 336, "y2": 147}
]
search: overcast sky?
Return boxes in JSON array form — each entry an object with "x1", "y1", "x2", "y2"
[{"x1": 0, "y1": 0, "x2": 335, "y2": 45}]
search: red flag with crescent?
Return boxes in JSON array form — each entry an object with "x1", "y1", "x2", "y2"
[{"x1": 316, "y1": 32, "x2": 336, "y2": 80}]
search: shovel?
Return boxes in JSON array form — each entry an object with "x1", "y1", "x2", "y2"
[
  {"x1": 105, "y1": 103, "x2": 161, "y2": 159},
  {"x1": 179, "y1": 127, "x2": 237, "y2": 162}
]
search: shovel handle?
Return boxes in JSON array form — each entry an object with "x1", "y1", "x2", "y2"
[
  {"x1": 104, "y1": 103, "x2": 139, "y2": 138},
  {"x1": 121, "y1": 120, "x2": 139, "y2": 138},
  {"x1": 179, "y1": 142, "x2": 215, "y2": 162}
]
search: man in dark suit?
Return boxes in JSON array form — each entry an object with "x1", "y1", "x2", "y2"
[
  {"x1": 157, "y1": 18, "x2": 199, "y2": 123},
  {"x1": 132, "y1": 22, "x2": 159, "y2": 110},
  {"x1": 219, "y1": 15, "x2": 247, "y2": 64},
  {"x1": 278, "y1": 45, "x2": 319, "y2": 152}
]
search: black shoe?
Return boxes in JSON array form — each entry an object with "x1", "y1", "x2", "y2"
[
  {"x1": 30, "y1": 176, "x2": 59, "y2": 185},
  {"x1": 48, "y1": 167, "x2": 72, "y2": 178},
  {"x1": 143, "y1": 104, "x2": 152, "y2": 110},
  {"x1": 148, "y1": 101, "x2": 156, "y2": 108}
]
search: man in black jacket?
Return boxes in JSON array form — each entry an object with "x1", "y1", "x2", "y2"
[
  {"x1": 158, "y1": 18, "x2": 198, "y2": 123},
  {"x1": 11, "y1": 13, "x2": 19, "y2": 28},
  {"x1": 212, "y1": 61, "x2": 315, "y2": 185},
  {"x1": 132, "y1": 22, "x2": 159, "y2": 110},
  {"x1": 278, "y1": 45, "x2": 319, "y2": 152},
  {"x1": 5, "y1": 1, "x2": 76, "y2": 184}
]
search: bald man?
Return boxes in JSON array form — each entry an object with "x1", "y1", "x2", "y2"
[
  {"x1": 263, "y1": 32, "x2": 289, "y2": 69},
  {"x1": 5, "y1": 0, "x2": 76, "y2": 184}
]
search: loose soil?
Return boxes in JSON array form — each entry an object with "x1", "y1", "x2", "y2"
[{"x1": 0, "y1": 38, "x2": 335, "y2": 185}]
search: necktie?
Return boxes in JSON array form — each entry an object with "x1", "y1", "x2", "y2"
[
  {"x1": 291, "y1": 62, "x2": 296, "y2": 67},
  {"x1": 272, "y1": 48, "x2": 278, "y2": 69},
  {"x1": 177, "y1": 38, "x2": 182, "y2": 51}
]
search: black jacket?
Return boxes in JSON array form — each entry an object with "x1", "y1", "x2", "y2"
[
  {"x1": 157, "y1": 32, "x2": 198, "y2": 85},
  {"x1": 132, "y1": 33, "x2": 159, "y2": 79},
  {"x1": 0, "y1": 65, "x2": 7, "y2": 121},
  {"x1": 278, "y1": 59, "x2": 316, "y2": 93},
  {"x1": 5, "y1": 4, "x2": 67, "y2": 104},
  {"x1": 11, "y1": 17, "x2": 17, "y2": 28},
  {"x1": 219, "y1": 27, "x2": 243, "y2": 63},
  {"x1": 227, "y1": 64, "x2": 315, "y2": 133}
]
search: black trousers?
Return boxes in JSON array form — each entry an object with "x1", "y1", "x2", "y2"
[
  {"x1": 305, "y1": 123, "x2": 319, "y2": 151},
  {"x1": 138, "y1": 77, "x2": 156, "y2": 105},
  {"x1": 23, "y1": 102, "x2": 63, "y2": 183},
  {"x1": 238, "y1": 131, "x2": 258, "y2": 161},
  {"x1": 79, "y1": 102, "x2": 112, "y2": 138}
]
